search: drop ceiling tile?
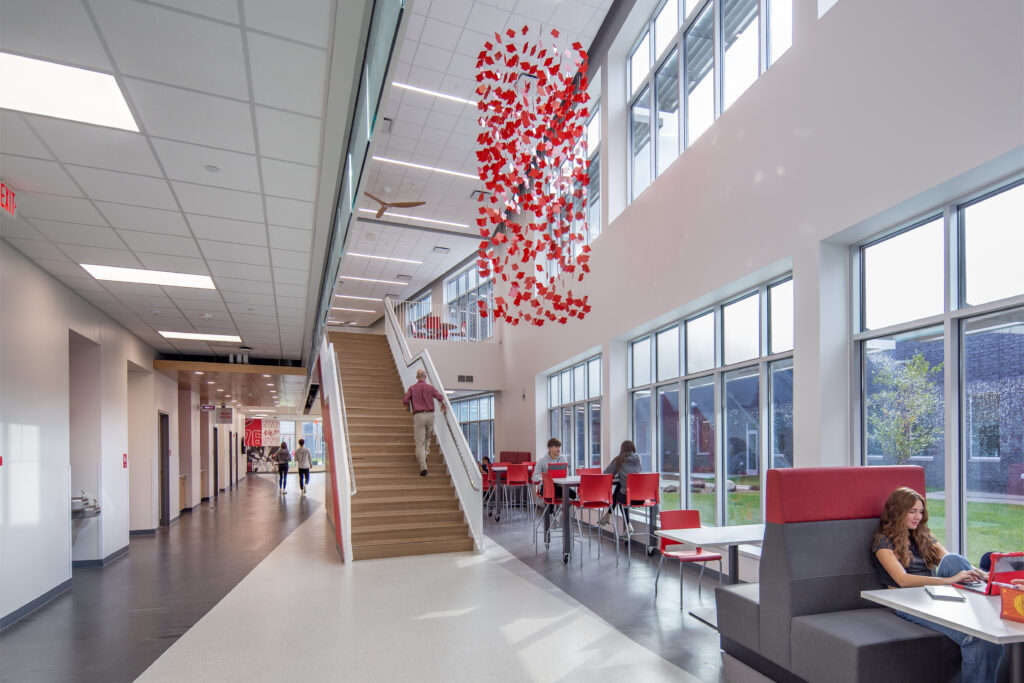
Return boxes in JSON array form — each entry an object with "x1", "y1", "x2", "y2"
[
  {"x1": 0, "y1": 113, "x2": 51, "y2": 159},
  {"x1": 247, "y1": 33, "x2": 326, "y2": 117},
  {"x1": 221, "y1": 291, "x2": 276, "y2": 306},
  {"x1": 419, "y1": 18, "x2": 465, "y2": 52},
  {"x1": 454, "y1": 29, "x2": 489, "y2": 57},
  {"x1": 265, "y1": 196, "x2": 313, "y2": 229},
  {"x1": 33, "y1": 258, "x2": 92, "y2": 278},
  {"x1": 426, "y1": 0, "x2": 475, "y2": 23},
  {"x1": 412, "y1": 43, "x2": 453, "y2": 72},
  {"x1": 0, "y1": 0, "x2": 112, "y2": 70},
  {"x1": 91, "y1": 0, "x2": 248, "y2": 99},
  {"x1": 268, "y1": 226, "x2": 312, "y2": 252},
  {"x1": 65, "y1": 165, "x2": 178, "y2": 211},
  {"x1": 465, "y1": 3, "x2": 512, "y2": 33},
  {"x1": 273, "y1": 267, "x2": 308, "y2": 286},
  {"x1": 199, "y1": 240, "x2": 270, "y2": 265},
  {"x1": 3, "y1": 237, "x2": 68, "y2": 260},
  {"x1": 270, "y1": 249, "x2": 310, "y2": 270},
  {"x1": 274, "y1": 283, "x2": 306, "y2": 299},
  {"x1": 133, "y1": 253, "x2": 210, "y2": 275},
  {"x1": 172, "y1": 182, "x2": 264, "y2": 223},
  {"x1": 58, "y1": 245, "x2": 142, "y2": 268},
  {"x1": 15, "y1": 192, "x2": 107, "y2": 225},
  {"x1": 26, "y1": 116, "x2": 162, "y2": 176},
  {"x1": 118, "y1": 230, "x2": 201, "y2": 257},
  {"x1": 405, "y1": 66, "x2": 445, "y2": 91},
  {"x1": 212, "y1": 275, "x2": 275, "y2": 294},
  {"x1": 404, "y1": 13, "x2": 425, "y2": 42},
  {"x1": 187, "y1": 214, "x2": 266, "y2": 246},
  {"x1": 126, "y1": 79, "x2": 256, "y2": 153},
  {"x1": 396, "y1": 102, "x2": 431, "y2": 128},
  {"x1": 167, "y1": 288, "x2": 225, "y2": 303},
  {"x1": 381, "y1": 134, "x2": 418, "y2": 155},
  {"x1": 94, "y1": 202, "x2": 191, "y2": 236},
  {"x1": 33, "y1": 220, "x2": 127, "y2": 249},
  {"x1": 209, "y1": 258, "x2": 271, "y2": 279},
  {"x1": 260, "y1": 159, "x2": 317, "y2": 202},
  {"x1": 55, "y1": 274, "x2": 108, "y2": 293},
  {"x1": 254, "y1": 107, "x2": 321, "y2": 165},
  {"x1": 242, "y1": 0, "x2": 332, "y2": 47},
  {"x1": 147, "y1": 0, "x2": 239, "y2": 23},
  {"x1": 0, "y1": 216, "x2": 46, "y2": 240},
  {"x1": 151, "y1": 139, "x2": 262, "y2": 193}
]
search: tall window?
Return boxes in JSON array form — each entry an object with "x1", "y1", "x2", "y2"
[
  {"x1": 628, "y1": 0, "x2": 792, "y2": 199},
  {"x1": 446, "y1": 264, "x2": 494, "y2": 341},
  {"x1": 452, "y1": 394, "x2": 494, "y2": 462},
  {"x1": 856, "y1": 178, "x2": 1024, "y2": 560},
  {"x1": 630, "y1": 275, "x2": 794, "y2": 525},
  {"x1": 586, "y1": 106, "x2": 602, "y2": 241},
  {"x1": 548, "y1": 356, "x2": 602, "y2": 469}
]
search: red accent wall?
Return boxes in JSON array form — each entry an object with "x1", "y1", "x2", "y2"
[{"x1": 766, "y1": 466, "x2": 925, "y2": 524}]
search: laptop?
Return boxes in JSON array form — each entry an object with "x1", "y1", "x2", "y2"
[{"x1": 956, "y1": 551, "x2": 1024, "y2": 595}]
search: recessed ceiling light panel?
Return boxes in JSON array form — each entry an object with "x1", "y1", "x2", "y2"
[
  {"x1": 0, "y1": 52, "x2": 138, "y2": 131},
  {"x1": 81, "y1": 264, "x2": 215, "y2": 289},
  {"x1": 331, "y1": 307, "x2": 375, "y2": 313},
  {"x1": 372, "y1": 155, "x2": 477, "y2": 180},
  {"x1": 357, "y1": 208, "x2": 469, "y2": 228},
  {"x1": 337, "y1": 275, "x2": 408, "y2": 285},
  {"x1": 392, "y1": 82, "x2": 473, "y2": 105},
  {"x1": 334, "y1": 294, "x2": 383, "y2": 301},
  {"x1": 160, "y1": 331, "x2": 242, "y2": 342},
  {"x1": 347, "y1": 252, "x2": 422, "y2": 265}
]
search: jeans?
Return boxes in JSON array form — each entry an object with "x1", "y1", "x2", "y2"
[
  {"x1": 298, "y1": 468, "x2": 310, "y2": 489},
  {"x1": 892, "y1": 553, "x2": 1004, "y2": 683},
  {"x1": 277, "y1": 464, "x2": 288, "y2": 490}
]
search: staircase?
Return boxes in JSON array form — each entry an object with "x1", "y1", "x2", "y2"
[{"x1": 329, "y1": 332, "x2": 474, "y2": 560}]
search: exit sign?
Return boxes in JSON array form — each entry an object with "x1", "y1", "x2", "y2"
[{"x1": 0, "y1": 182, "x2": 15, "y2": 218}]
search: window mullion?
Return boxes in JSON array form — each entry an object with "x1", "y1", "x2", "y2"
[{"x1": 944, "y1": 314, "x2": 961, "y2": 555}]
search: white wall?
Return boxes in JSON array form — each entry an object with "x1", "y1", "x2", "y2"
[
  {"x1": 69, "y1": 332, "x2": 102, "y2": 562},
  {"x1": 154, "y1": 373, "x2": 180, "y2": 523},
  {"x1": 489, "y1": 0, "x2": 1024, "y2": 469},
  {"x1": 0, "y1": 244, "x2": 157, "y2": 621}
]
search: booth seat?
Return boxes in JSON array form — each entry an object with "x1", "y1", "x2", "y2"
[{"x1": 716, "y1": 466, "x2": 961, "y2": 683}]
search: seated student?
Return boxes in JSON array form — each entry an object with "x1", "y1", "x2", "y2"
[
  {"x1": 871, "y1": 487, "x2": 1004, "y2": 683},
  {"x1": 533, "y1": 438, "x2": 573, "y2": 535},
  {"x1": 597, "y1": 440, "x2": 643, "y2": 532},
  {"x1": 480, "y1": 455, "x2": 491, "y2": 475}
]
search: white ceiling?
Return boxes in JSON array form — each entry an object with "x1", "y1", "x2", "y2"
[
  {"x1": 0, "y1": 0, "x2": 612, "y2": 354},
  {"x1": 0, "y1": 0, "x2": 337, "y2": 360},
  {"x1": 331, "y1": 0, "x2": 613, "y2": 326}
]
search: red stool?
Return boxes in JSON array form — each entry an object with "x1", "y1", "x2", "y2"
[
  {"x1": 623, "y1": 472, "x2": 660, "y2": 567},
  {"x1": 571, "y1": 474, "x2": 615, "y2": 569}
]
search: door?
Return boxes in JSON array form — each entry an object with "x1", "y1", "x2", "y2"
[
  {"x1": 213, "y1": 427, "x2": 219, "y2": 496},
  {"x1": 159, "y1": 412, "x2": 170, "y2": 526}
]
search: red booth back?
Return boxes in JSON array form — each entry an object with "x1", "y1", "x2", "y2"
[
  {"x1": 765, "y1": 466, "x2": 925, "y2": 524},
  {"x1": 498, "y1": 451, "x2": 531, "y2": 464}
]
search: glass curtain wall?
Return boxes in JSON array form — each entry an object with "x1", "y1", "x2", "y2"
[
  {"x1": 630, "y1": 276, "x2": 794, "y2": 526},
  {"x1": 452, "y1": 394, "x2": 494, "y2": 462},
  {"x1": 856, "y1": 178, "x2": 1024, "y2": 560},
  {"x1": 548, "y1": 356, "x2": 603, "y2": 470},
  {"x1": 446, "y1": 265, "x2": 494, "y2": 341}
]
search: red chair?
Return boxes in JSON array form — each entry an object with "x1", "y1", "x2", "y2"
[
  {"x1": 484, "y1": 467, "x2": 499, "y2": 517},
  {"x1": 504, "y1": 463, "x2": 531, "y2": 521},
  {"x1": 655, "y1": 509, "x2": 723, "y2": 609},
  {"x1": 571, "y1": 474, "x2": 615, "y2": 568},
  {"x1": 534, "y1": 472, "x2": 564, "y2": 553},
  {"x1": 577, "y1": 467, "x2": 601, "y2": 475},
  {"x1": 623, "y1": 473, "x2": 661, "y2": 567}
]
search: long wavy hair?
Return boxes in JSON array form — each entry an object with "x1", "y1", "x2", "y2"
[
  {"x1": 872, "y1": 487, "x2": 942, "y2": 568},
  {"x1": 610, "y1": 440, "x2": 637, "y2": 473}
]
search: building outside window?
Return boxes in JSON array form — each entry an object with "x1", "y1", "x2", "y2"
[
  {"x1": 628, "y1": 0, "x2": 793, "y2": 198},
  {"x1": 445, "y1": 265, "x2": 494, "y2": 341},
  {"x1": 629, "y1": 276, "x2": 793, "y2": 526},
  {"x1": 452, "y1": 394, "x2": 494, "y2": 462},
  {"x1": 855, "y1": 178, "x2": 1024, "y2": 562},
  {"x1": 548, "y1": 356, "x2": 602, "y2": 470}
]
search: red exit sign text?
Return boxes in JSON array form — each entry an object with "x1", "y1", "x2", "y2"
[{"x1": 0, "y1": 182, "x2": 15, "y2": 218}]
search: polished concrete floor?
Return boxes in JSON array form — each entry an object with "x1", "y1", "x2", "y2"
[{"x1": 0, "y1": 474, "x2": 319, "y2": 683}]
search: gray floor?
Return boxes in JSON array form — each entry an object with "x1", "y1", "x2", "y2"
[
  {"x1": 484, "y1": 511, "x2": 727, "y2": 682},
  {"x1": 0, "y1": 474, "x2": 319, "y2": 683}
]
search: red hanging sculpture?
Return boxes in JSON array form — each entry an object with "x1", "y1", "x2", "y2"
[{"x1": 475, "y1": 26, "x2": 593, "y2": 327}]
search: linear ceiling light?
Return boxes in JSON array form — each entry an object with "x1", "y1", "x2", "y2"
[
  {"x1": 81, "y1": 264, "x2": 215, "y2": 289},
  {"x1": 331, "y1": 307, "x2": 376, "y2": 313},
  {"x1": 334, "y1": 294, "x2": 382, "y2": 301},
  {"x1": 372, "y1": 155, "x2": 477, "y2": 180},
  {"x1": 357, "y1": 208, "x2": 469, "y2": 229},
  {"x1": 337, "y1": 275, "x2": 408, "y2": 285},
  {"x1": 392, "y1": 82, "x2": 474, "y2": 105},
  {"x1": 159, "y1": 331, "x2": 242, "y2": 342},
  {"x1": 0, "y1": 53, "x2": 138, "y2": 131},
  {"x1": 347, "y1": 252, "x2": 422, "y2": 265}
]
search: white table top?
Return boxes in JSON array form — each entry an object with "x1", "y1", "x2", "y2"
[
  {"x1": 861, "y1": 587, "x2": 1024, "y2": 645},
  {"x1": 552, "y1": 476, "x2": 581, "y2": 486},
  {"x1": 655, "y1": 523, "x2": 765, "y2": 547}
]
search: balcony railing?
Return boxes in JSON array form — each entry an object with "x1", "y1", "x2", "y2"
[{"x1": 391, "y1": 299, "x2": 498, "y2": 343}]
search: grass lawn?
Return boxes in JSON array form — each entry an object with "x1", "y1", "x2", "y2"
[
  {"x1": 658, "y1": 487, "x2": 762, "y2": 526},
  {"x1": 924, "y1": 498, "x2": 1024, "y2": 565}
]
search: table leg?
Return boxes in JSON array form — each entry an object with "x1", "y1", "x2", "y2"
[
  {"x1": 561, "y1": 495, "x2": 571, "y2": 563},
  {"x1": 492, "y1": 473, "x2": 505, "y2": 521},
  {"x1": 728, "y1": 544, "x2": 740, "y2": 584},
  {"x1": 1011, "y1": 641, "x2": 1022, "y2": 683}
]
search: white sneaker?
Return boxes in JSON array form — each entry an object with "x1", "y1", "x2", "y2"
[
  {"x1": 597, "y1": 512, "x2": 611, "y2": 526},
  {"x1": 627, "y1": 523, "x2": 636, "y2": 534},
  {"x1": 552, "y1": 517, "x2": 561, "y2": 529}
]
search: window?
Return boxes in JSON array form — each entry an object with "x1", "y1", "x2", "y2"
[
  {"x1": 629, "y1": 32, "x2": 651, "y2": 95},
  {"x1": 586, "y1": 106, "x2": 602, "y2": 241},
  {"x1": 445, "y1": 264, "x2": 494, "y2": 341},
  {"x1": 453, "y1": 395, "x2": 494, "y2": 461},
  {"x1": 629, "y1": 275, "x2": 793, "y2": 525},
  {"x1": 862, "y1": 217, "x2": 944, "y2": 330},
  {"x1": 684, "y1": 5, "x2": 714, "y2": 145},
  {"x1": 630, "y1": 87, "x2": 653, "y2": 199},
  {"x1": 655, "y1": 50, "x2": 680, "y2": 176},
  {"x1": 548, "y1": 356, "x2": 603, "y2": 469},
  {"x1": 654, "y1": 0, "x2": 678, "y2": 58},
  {"x1": 768, "y1": 0, "x2": 793, "y2": 63},
  {"x1": 722, "y1": 0, "x2": 760, "y2": 111},
  {"x1": 961, "y1": 182, "x2": 1024, "y2": 307}
]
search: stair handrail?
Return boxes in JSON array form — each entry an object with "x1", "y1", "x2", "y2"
[
  {"x1": 383, "y1": 296, "x2": 483, "y2": 552},
  {"x1": 318, "y1": 337, "x2": 354, "y2": 562}
]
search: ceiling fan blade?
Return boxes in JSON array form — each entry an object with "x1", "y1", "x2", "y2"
[
  {"x1": 364, "y1": 191, "x2": 386, "y2": 206},
  {"x1": 390, "y1": 201, "x2": 426, "y2": 209},
  {"x1": 375, "y1": 205, "x2": 387, "y2": 219}
]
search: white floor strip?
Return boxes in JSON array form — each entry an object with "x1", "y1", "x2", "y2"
[{"x1": 138, "y1": 483, "x2": 695, "y2": 683}]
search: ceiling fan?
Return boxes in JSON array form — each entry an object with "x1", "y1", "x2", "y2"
[{"x1": 364, "y1": 191, "x2": 425, "y2": 219}]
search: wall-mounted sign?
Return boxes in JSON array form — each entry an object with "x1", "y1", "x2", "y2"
[
  {"x1": 123, "y1": 453, "x2": 127, "y2": 468},
  {"x1": 200, "y1": 404, "x2": 215, "y2": 411},
  {"x1": 244, "y1": 418, "x2": 280, "y2": 446},
  {"x1": 216, "y1": 407, "x2": 233, "y2": 424},
  {"x1": 0, "y1": 182, "x2": 15, "y2": 218}
]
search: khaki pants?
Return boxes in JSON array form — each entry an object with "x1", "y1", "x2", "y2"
[{"x1": 412, "y1": 411, "x2": 435, "y2": 471}]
